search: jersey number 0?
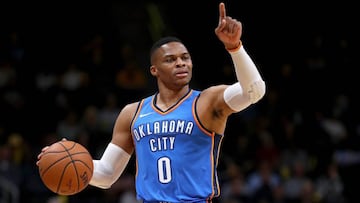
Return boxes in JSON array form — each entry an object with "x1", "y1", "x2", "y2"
[{"x1": 158, "y1": 157, "x2": 172, "y2": 183}]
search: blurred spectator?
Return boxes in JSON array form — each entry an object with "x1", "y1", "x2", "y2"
[
  {"x1": 56, "y1": 110, "x2": 82, "y2": 141},
  {"x1": 79, "y1": 105, "x2": 103, "y2": 156},
  {"x1": 315, "y1": 161, "x2": 345, "y2": 203},
  {"x1": 282, "y1": 159, "x2": 312, "y2": 202},
  {"x1": 246, "y1": 160, "x2": 281, "y2": 202},
  {"x1": 255, "y1": 132, "x2": 281, "y2": 170},
  {"x1": 252, "y1": 116, "x2": 281, "y2": 169},
  {"x1": 59, "y1": 63, "x2": 89, "y2": 92},
  {"x1": 115, "y1": 44, "x2": 148, "y2": 90},
  {"x1": 2, "y1": 31, "x2": 24, "y2": 65},
  {"x1": 0, "y1": 176, "x2": 19, "y2": 203},
  {"x1": 272, "y1": 184, "x2": 286, "y2": 203},
  {"x1": 81, "y1": 34, "x2": 104, "y2": 67},
  {"x1": 299, "y1": 179, "x2": 320, "y2": 203},
  {"x1": 0, "y1": 61, "x2": 16, "y2": 88},
  {"x1": 97, "y1": 93, "x2": 121, "y2": 135},
  {"x1": 220, "y1": 161, "x2": 250, "y2": 203},
  {"x1": 35, "y1": 69, "x2": 58, "y2": 92}
]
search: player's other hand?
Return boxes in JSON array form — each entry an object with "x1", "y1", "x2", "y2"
[
  {"x1": 214, "y1": 2, "x2": 242, "y2": 50},
  {"x1": 36, "y1": 138, "x2": 68, "y2": 166}
]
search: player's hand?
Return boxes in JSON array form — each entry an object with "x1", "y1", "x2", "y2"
[
  {"x1": 36, "y1": 146, "x2": 49, "y2": 166},
  {"x1": 36, "y1": 138, "x2": 68, "y2": 166},
  {"x1": 214, "y1": 2, "x2": 242, "y2": 50}
]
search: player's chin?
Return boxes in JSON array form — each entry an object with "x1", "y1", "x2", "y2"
[{"x1": 175, "y1": 76, "x2": 191, "y2": 86}]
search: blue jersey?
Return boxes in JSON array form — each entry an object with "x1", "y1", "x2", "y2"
[{"x1": 131, "y1": 89, "x2": 224, "y2": 202}]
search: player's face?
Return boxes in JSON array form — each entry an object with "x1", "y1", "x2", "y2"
[{"x1": 150, "y1": 42, "x2": 193, "y2": 89}]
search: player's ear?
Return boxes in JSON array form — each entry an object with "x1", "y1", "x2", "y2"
[{"x1": 150, "y1": 65, "x2": 157, "y2": 76}]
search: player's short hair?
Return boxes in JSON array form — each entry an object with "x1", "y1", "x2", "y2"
[{"x1": 150, "y1": 36, "x2": 183, "y2": 58}]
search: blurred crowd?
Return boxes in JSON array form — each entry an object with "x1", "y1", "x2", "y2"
[{"x1": 0, "y1": 1, "x2": 359, "y2": 203}]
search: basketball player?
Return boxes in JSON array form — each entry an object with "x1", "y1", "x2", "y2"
[{"x1": 38, "y1": 2, "x2": 265, "y2": 202}]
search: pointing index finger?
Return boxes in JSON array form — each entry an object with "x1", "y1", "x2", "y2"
[{"x1": 219, "y1": 2, "x2": 226, "y2": 20}]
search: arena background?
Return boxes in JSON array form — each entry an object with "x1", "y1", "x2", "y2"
[{"x1": 0, "y1": 1, "x2": 359, "y2": 203}]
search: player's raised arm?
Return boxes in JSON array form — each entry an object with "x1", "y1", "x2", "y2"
[{"x1": 217, "y1": 2, "x2": 266, "y2": 112}]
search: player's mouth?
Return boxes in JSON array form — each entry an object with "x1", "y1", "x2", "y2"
[{"x1": 176, "y1": 72, "x2": 188, "y2": 78}]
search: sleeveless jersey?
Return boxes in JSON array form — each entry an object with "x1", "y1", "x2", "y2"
[{"x1": 131, "y1": 89, "x2": 224, "y2": 202}]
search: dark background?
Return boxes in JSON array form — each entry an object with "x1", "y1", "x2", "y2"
[{"x1": 0, "y1": 0, "x2": 359, "y2": 203}]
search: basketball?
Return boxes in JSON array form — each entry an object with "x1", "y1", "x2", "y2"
[{"x1": 38, "y1": 140, "x2": 94, "y2": 195}]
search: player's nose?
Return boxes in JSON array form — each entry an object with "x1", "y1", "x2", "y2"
[{"x1": 175, "y1": 57, "x2": 186, "y2": 67}]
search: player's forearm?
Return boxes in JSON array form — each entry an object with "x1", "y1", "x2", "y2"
[
  {"x1": 89, "y1": 143, "x2": 131, "y2": 189},
  {"x1": 228, "y1": 43, "x2": 266, "y2": 103}
]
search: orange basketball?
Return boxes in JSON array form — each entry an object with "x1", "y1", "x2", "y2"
[{"x1": 38, "y1": 140, "x2": 93, "y2": 195}]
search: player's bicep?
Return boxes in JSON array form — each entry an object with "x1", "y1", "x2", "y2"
[
  {"x1": 111, "y1": 103, "x2": 137, "y2": 154},
  {"x1": 200, "y1": 85, "x2": 235, "y2": 116}
]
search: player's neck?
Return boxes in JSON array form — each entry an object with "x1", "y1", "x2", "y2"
[{"x1": 155, "y1": 86, "x2": 190, "y2": 111}]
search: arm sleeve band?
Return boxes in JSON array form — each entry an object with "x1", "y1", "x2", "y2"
[
  {"x1": 224, "y1": 45, "x2": 266, "y2": 112},
  {"x1": 89, "y1": 143, "x2": 131, "y2": 189}
]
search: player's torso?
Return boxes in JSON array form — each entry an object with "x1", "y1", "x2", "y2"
[{"x1": 131, "y1": 90, "x2": 223, "y2": 202}]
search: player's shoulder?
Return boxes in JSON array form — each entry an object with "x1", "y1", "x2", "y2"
[
  {"x1": 121, "y1": 94, "x2": 151, "y2": 116},
  {"x1": 122, "y1": 101, "x2": 141, "y2": 114},
  {"x1": 196, "y1": 84, "x2": 229, "y2": 109},
  {"x1": 116, "y1": 101, "x2": 141, "y2": 124},
  {"x1": 200, "y1": 84, "x2": 228, "y2": 98}
]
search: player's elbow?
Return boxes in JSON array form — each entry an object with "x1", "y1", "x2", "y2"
[{"x1": 249, "y1": 80, "x2": 266, "y2": 104}]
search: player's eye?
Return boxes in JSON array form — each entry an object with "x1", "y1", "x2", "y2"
[
  {"x1": 182, "y1": 54, "x2": 191, "y2": 61},
  {"x1": 165, "y1": 57, "x2": 176, "y2": 63}
]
